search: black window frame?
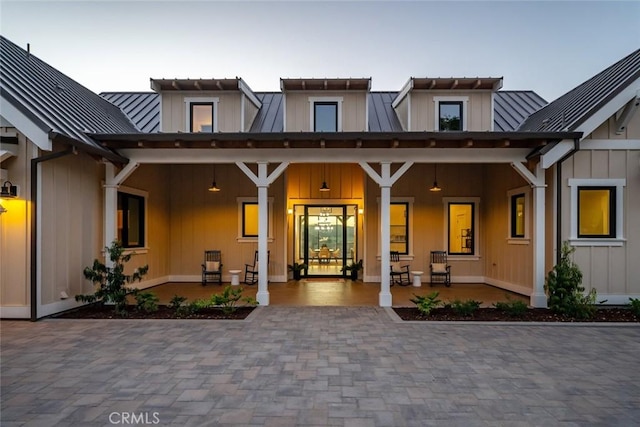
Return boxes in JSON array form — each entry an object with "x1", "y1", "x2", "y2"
[
  {"x1": 314, "y1": 102, "x2": 338, "y2": 132},
  {"x1": 390, "y1": 202, "x2": 409, "y2": 255},
  {"x1": 242, "y1": 202, "x2": 259, "y2": 238},
  {"x1": 577, "y1": 186, "x2": 616, "y2": 238},
  {"x1": 438, "y1": 101, "x2": 463, "y2": 131},
  {"x1": 510, "y1": 193, "x2": 526, "y2": 238},
  {"x1": 117, "y1": 192, "x2": 145, "y2": 248},
  {"x1": 447, "y1": 202, "x2": 475, "y2": 255},
  {"x1": 189, "y1": 102, "x2": 214, "y2": 133}
]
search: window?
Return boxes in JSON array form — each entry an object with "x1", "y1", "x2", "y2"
[
  {"x1": 390, "y1": 203, "x2": 409, "y2": 254},
  {"x1": 578, "y1": 187, "x2": 615, "y2": 238},
  {"x1": 309, "y1": 97, "x2": 343, "y2": 131},
  {"x1": 117, "y1": 192, "x2": 145, "y2": 248},
  {"x1": 511, "y1": 194, "x2": 525, "y2": 237},
  {"x1": 185, "y1": 97, "x2": 218, "y2": 132},
  {"x1": 443, "y1": 197, "x2": 479, "y2": 257},
  {"x1": 237, "y1": 197, "x2": 274, "y2": 242},
  {"x1": 568, "y1": 179, "x2": 625, "y2": 246},
  {"x1": 439, "y1": 101, "x2": 463, "y2": 131},
  {"x1": 434, "y1": 96, "x2": 468, "y2": 131}
]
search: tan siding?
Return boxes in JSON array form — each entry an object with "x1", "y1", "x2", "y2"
[
  {"x1": 409, "y1": 91, "x2": 493, "y2": 131},
  {"x1": 40, "y1": 148, "x2": 104, "y2": 305},
  {"x1": 394, "y1": 97, "x2": 409, "y2": 130},
  {"x1": 588, "y1": 109, "x2": 640, "y2": 139},
  {"x1": 284, "y1": 91, "x2": 368, "y2": 131},
  {"x1": 160, "y1": 91, "x2": 244, "y2": 132},
  {"x1": 0, "y1": 134, "x2": 30, "y2": 308},
  {"x1": 243, "y1": 96, "x2": 259, "y2": 132}
]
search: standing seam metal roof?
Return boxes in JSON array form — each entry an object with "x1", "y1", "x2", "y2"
[
  {"x1": 518, "y1": 48, "x2": 640, "y2": 132},
  {"x1": 0, "y1": 36, "x2": 139, "y2": 152}
]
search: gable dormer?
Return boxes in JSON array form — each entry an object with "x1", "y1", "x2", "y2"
[
  {"x1": 392, "y1": 77, "x2": 502, "y2": 131},
  {"x1": 280, "y1": 78, "x2": 370, "y2": 132},
  {"x1": 151, "y1": 78, "x2": 261, "y2": 133}
]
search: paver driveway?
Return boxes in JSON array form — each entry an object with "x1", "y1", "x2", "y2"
[{"x1": 1, "y1": 307, "x2": 639, "y2": 426}]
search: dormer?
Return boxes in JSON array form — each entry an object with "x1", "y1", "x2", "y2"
[
  {"x1": 150, "y1": 78, "x2": 261, "y2": 133},
  {"x1": 392, "y1": 77, "x2": 503, "y2": 131},
  {"x1": 280, "y1": 78, "x2": 371, "y2": 132}
]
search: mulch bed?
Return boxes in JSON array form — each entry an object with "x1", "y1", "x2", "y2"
[
  {"x1": 53, "y1": 305, "x2": 255, "y2": 320},
  {"x1": 393, "y1": 307, "x2": 639, "y2": 322}
]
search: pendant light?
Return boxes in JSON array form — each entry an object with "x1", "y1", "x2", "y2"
[
  {"x1": 208, "y1": 165, "x2": 221, "y2": 192},
  {"x1": 429, "y1": 164, "x2": 441, "y2": 192},
  {"x1": 319, "y1": 164, "x2": 330, "y2": 192}
]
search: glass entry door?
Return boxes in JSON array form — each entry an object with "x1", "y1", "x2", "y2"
[{"x1": 293, "y1": 205, "x2": 357, "y2": 277}]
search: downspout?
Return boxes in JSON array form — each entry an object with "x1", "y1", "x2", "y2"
[
  {"x1": 555, "y1": 137, "x2": 580, "y2": 264},
  {"x1": 30, "y1": 147, "x2": 76, "y2": 321}
]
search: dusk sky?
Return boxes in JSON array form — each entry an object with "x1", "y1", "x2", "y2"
[{"x1": 1, "y1": 1, "x2": 638, "y2": 102}]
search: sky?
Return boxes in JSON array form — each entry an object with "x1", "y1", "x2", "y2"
[{"x1": 0, "y1": 1, "x2": 639, "y2": 102}]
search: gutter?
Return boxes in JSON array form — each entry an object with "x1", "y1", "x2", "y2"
[
  {"x1": 555, "y1": 137, "x2": 581, "y2": 264},
  {"x1": 30, "y1": 147, "x2": 76, "y2": 321}
]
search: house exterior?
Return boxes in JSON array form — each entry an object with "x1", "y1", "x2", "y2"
[{"x1": 1, "y1": 35, "x2": 638, "y2": 319}]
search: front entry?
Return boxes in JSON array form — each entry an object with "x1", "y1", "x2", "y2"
[{"x1": 293, "y1": 205, "x2": 358, "y2": 277}]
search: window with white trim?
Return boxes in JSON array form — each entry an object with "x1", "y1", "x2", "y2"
[
  {"x1": 185, "y1": 97, "x2": 219, "y2": 132},
  {"x1": 434, "y1": 96, "x2": 468, "y2": 131},
  {"x1": 237, "y1": 197, "x2": 274, "y2": 242},
  {"x1": 376, "y1": 197, "x2": 414, "y2": 258},
  {"x1": 507, "y1": 187, "x2": 530, "y2": 243},
  {"x1": 568, "y1": 179, "x2": 625, "y2": 246},
  {"x1": 309, "y1": 97, "x2": 343, "y2": 131}
]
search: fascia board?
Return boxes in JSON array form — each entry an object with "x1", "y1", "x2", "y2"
[
  {"x1": 238, "y1": 78, "x2": 262, "y2": 109},
  {"x1": 391, "y1": 78, "x2": 414, "y2": 109},
  {"x1": 0, "y1": 92, "x2": 51, "y2": 151},
  {"x1": 540, "y1": 139, "x2": 575, "y2": 169}
]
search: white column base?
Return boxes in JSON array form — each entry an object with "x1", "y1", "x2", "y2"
[
  {"x1": 256, "y1": 291, "x2": 270, "y2": 306},
  {"x1": 379, "y1": 291, "x2": 392, "y2": 307},
  {"x1": 530, "y1": 292, "x2": 547, "y2": 308}
]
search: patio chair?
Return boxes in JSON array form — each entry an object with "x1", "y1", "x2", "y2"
[
  {"x1": 331, "y1": 247, "x2": 341, "y2": 263},
  {"x1": 244, "y1": 250, "x2": 270, "y2": 285},
  {"x1": 429, "y1": 250, "x2": 451, "y2": 287},
  {"x1": 201, "y1": 250, "x2": 222, "y2": 286},
  {"x1": 390, "y1": 251, "x2": 411, "y2": 286},
  {"x1": 319, "y1": 245, "x2": 331, "y2": 264}
]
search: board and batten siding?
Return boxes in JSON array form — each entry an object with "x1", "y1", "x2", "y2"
[
  {"x1": 0, "y1": 134, "x2": 30, "y2": 309},
  {"x1": 409, "y1": 91, "x2": 493, "y2": 131},
  {"x1": 284, "y1": 91, "x2": 368, "y2": 132},
  {"x1": 586, "y1": 108, "x2": 640, "y2": 139},
  {"x1": 560, "y1": 148, "x2": 640, "y2": 296},
  {"x1": 160, "y1": 91, "x2": 244, "y2": 133}
]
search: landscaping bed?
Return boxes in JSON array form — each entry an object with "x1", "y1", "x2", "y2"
[
  {"x1": 53, "y1": 305, "x2": 255, "y2": 320},
  {"x1": 393, "y1": 307, "x2": 639, "y2": 322}
]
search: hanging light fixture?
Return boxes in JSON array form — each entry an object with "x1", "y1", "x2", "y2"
[
  {"x1": 319, "y1": 164, "x2": 330, "y2": 192},
  {"x1": 208, "y1": 166, "x2": 220, "y2": 192},
  {"x1": 0, "y1": 181, "x2": 17, "y2": 199},
  {"x1": 429, "y1": 164, "x2": 442, "y2": 192}
]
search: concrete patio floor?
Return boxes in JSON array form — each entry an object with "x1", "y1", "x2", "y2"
[{"x1": 1, "y1": 307, "x2": 639, "y2": 426}]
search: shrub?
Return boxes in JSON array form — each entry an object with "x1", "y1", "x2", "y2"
[
  {"x1": 76, "y1": 241, "x2": 149, "y2": 316},
  {"x1": 210, "y1": 286, "x2": 258, "y2": 314},
  {"x1": 451, "y1": 299, "x2": 482, "y2": 317},
  {"x1": 169, "y1": 294, "x2": 187, "y2": 310},
  {"x1": 494, "y1": 297, "x2": 528, "y2": 317},
  {"x1": 410, "y1": 291, "x2": 442, "y2": 315},
  {"x1": 629, "y1": 298, "x2": 640, "y2": 317},
  {"x1": 135, "y1": 291, "x2": 159, "y2": 313}
]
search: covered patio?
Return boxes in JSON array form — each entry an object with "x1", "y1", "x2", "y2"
[{"x1": 143, "y1": 280, "x2": 528, "y2": 307}]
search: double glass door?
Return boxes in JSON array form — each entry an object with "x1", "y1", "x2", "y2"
[{"x1": 293, "y1": 205, "x2": 357, "y2": 277}]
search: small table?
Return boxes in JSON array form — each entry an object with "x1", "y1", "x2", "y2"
[
  {"x1": 411, "y1": 271, "x2": 424, "y2": 288},
  {"x1": 229, "y1": 270, "x2": 242, "y2": 286}
]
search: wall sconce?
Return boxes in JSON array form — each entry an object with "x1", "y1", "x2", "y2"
[
  {"x1": 358, "y1": 208, "x2": 364, "y2": 215},
  {"x1": 0, "y1": 181, "x2": 18, "y2": 199},
  {"x1": 287, "y1": 208, "x2": 293, "y2": 215}
]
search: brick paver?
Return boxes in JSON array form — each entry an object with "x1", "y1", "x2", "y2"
[{"x1": 1, "y1": 307, "x2": 639, "y2": 426}]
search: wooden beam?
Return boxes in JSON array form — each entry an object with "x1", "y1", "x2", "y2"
[
  {"x1": 283, "y1": 140, "x2": 289, "y2": 148},
  {"x1": 301, "y1": 81, "x2": 306, "y2": 90},
  {"x1": 210, "y1": 141, "x2": 217, "y2": 148},
  {"x1": 429, "y1": 139, "x2": 436, "y2": 148},
  {"x1": 472, "y1": 79, "x2": 481, "y2": 89},
  {"x1": 428, "y1": 79, "x2": 436, "y2": 89},
  {"x1": 450, "y1": 79, "x2": 458, "y2": 90},
  {"x1": 137, "y1": 141, "x2": 144, "y2": 148},
  {"x1": 246, "y1": 141, "x2": 253, "y2": 148},
  {"x1": 174, "y1": 141, "x2": 181, "y2": 148},
  {"x1": 194, "y1": 81, "x2": 202, "y2": 90},
  {"x1": 346, "y1": 80, "x2": 350, "y2": 90},
  {"x1": 392, "y1": 139, "x2": 399, "y2": 148},
  {"x1": 460, "y1": 139, "x2": 473, "y2": 148},
  {"x1": 320, "y1": 139, "x2": 325, "y2": 149},
  {"x1": 501, "y1": 139, "x2": 510, "y2": 148},
  {"x1": 356, "y1": 140, "x2": 362, "y2": 148},
  {"x1": 324, "y1": 79, "x2": 328, "y2": 90},
  {"x1": 172, "y1": 80, "x2": 181, "y2": 90}
]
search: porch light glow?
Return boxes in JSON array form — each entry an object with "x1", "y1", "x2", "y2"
[
  {"x1": 0, "y1": 181, "x2": 17, "y2": 199},
  {"x1": 429, "y1": 165, "x2": 442, "y2": 192},
  {"x1": 208, "y1": 166, "x2": 220, "y2": 192}
]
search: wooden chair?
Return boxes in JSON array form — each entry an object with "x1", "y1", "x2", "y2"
[
  {"x1": 429, "y1": 250, "x2": 451, "y2": 287},
  {"x1": 201, "y1": 250, "x2": 222, "y2": 286},
  {"x1": 244, "y1": 250, "x2": 270, "y2": 285},
  {"x1": 319, "y1": 245, "x2": 331, "y2": 264},
  {"x1": 331, "y1": 247, "x2": 341, "y2": 263},
  {"x1": 390, "y1": 251, "x2": 411, "y2": 286}
]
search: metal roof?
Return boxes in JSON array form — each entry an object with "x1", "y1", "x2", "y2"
[
  {"x1": 0, "y1": 36, "x2": 139, "y2": 154},
  {"x1": 493, "y1": 91, "x2": 547, "y2": 131},
  {"x1": 100, "y1": 92, "x2": 160, "y2": 133},
  {"x1": 518, "y1": 48, "x2": 640, "y2": 132},
  {"x1": 101, "y1": 90, "x2": 542, "y2": 134}
]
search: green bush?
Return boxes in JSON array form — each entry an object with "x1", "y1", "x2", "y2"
[
  {"x1": 76, "y1": 241, "x2": 149, "y2": 316},
  {"x1": 410, "y1": 291, "x2": 442, "y2": 315},
  {"x1": 451, "y1": 299, "x2": 482, "y2": 317},
  {"x1": 169, "y1": 294, "x2": 187, "y2": 310},
  {"x1": 135, "y1": 291, "x2": 159, "y2": 313},
  {"x1": 629, "y1": 298, "x2": 640, "y2": 317},
  {"x1": 210, "y1": 286, "x2": 258, "y2": 314},
  {"x1": 494, "y1": 297, "x2": 528, "y2": 317}
]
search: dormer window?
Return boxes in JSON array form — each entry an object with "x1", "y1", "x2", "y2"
[
  {"x1": 185, "y1": 97, "x2": 219, "y2": 132},
  {"x1": 309, "y1": 97, "x2": 343, "y2": 132},
  {"x1": 434, "y1": 96, "x2": 468, "y2": 131}
]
